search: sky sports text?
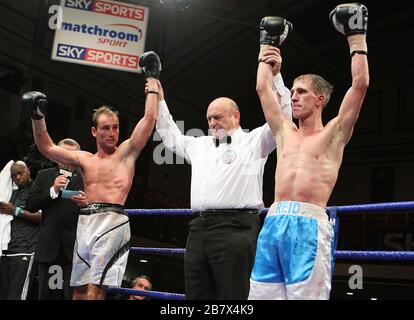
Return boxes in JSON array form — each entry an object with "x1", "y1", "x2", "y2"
[
  {"x1": 48, "y1": 1, "x2": 146, "y2": 31},
  {"x1": 56, "y1": 44, "x2": 139, "y2": 69},
  {"x1": 64, "y1": 0, "x2": 145, "y2": 20}
]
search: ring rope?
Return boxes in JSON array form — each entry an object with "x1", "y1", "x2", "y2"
[
  {"x1": 334, "y1": 250, "x2": 414, "y2": 261},
  {"x1": 332, "y1": 201, "x2": 414, "y2": 213},
  {"x1": 130, "y1": 247, "x2": 185, "y2": 254},
  {"x1": 125, "y1": 200, "x2": 414, "y2": 216},
  {"x1": 126, "y1": 208, "x2": 193, "y2": 215},
  {"x1": 108, "y1": 248, "x2": 414, "y2": 299},
  {"x1": 107, "y1": 249, "x2": 414, "y2": 299},
  {"x1": 131, "y1": 247, "x2": 414, "y2": 261},
  {"x1": 119, "y1": 201, "x2": 414, "y2": 299},
  {"x1": 107, "y1": 286, "x2": 185, "y2": 300}
]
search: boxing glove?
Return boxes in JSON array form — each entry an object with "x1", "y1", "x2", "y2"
[
  {"x1": 260, "y1": 16, "x2": 293, "y2": 47},
  {"x1": 139, "y1": 51, "x2": 161, "y2": 79},
  {"x1": 329, "y1": 3, "x2": 368, "y2": 36},
  {"x1": 22, "y1": 91, "x2": 48, "y2": 120}
]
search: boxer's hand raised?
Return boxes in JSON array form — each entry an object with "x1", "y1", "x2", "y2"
[
  {"x1": 260, "y1": 16, "x2": 292, "y2": 48},
  {"x1": 329, "y1": 3, "x2": 368, "y2": 37},
  {"x1": 139, "y1": 51, "x2": 161, "y2": 79},
  {"x1": 260, "y1": 47, "x2": 282, "y2": 76},
  {"x1": 22, "y1": 91, "x2": 48, "y2": 120},
  {"x1": 145, "y1": 78, "x2": 165, "y2": 101}
]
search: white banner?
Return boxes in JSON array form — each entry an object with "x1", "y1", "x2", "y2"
[{"x1": 51, "y1": 0, "x2": 149, "y2": 73}]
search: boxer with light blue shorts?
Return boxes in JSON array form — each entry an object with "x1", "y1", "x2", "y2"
[
  {"x1": 252, "y1": 3, "x2": 369, "y2": 299},
  {"x1": 249, "y1": 201, "x2": 334, "y2": 299}
]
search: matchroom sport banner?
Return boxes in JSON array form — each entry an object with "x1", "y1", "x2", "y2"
[{"x1": 51, "y1": 0, "x2": 149, "y2": 73}]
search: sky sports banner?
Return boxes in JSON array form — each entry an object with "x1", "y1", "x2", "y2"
[{"x1": 51, "y1": 0, "x2": 149, "y2": 73}]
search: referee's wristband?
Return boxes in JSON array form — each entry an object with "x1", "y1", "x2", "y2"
[
  {"x1": 147, "y1": 90, "x2": 159, "y2": 95},
  {"x1": 13, "y1": 206, "x2": 24, "y2": 217}
]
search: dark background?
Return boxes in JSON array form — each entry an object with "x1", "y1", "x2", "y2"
[{"x1": 0, "y1": 0, "x2": 413, "y2": 299}]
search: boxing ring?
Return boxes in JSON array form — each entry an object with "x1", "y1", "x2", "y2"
[{"x1": 107, "y1": 201, "x2": 414, "y2": 300}]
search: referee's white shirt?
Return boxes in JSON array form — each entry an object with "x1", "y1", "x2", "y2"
[{"x1": 156, "y1": 74, "x2": 292, "y2": 212}]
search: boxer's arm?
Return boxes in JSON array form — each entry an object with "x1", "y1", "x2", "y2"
[
  {"x1": 24, "y1": 91, "x2": 80, "y2": 167},
  {"x1": 32, "y1": 119, "x2": 80, "y2": 167},
  {"x1": 336, "y1": 52, "x2": 369, "y2": 143},
  {"x1": 330, "y1": 3, "x2": 370, "y2": 143},
  {"x1": 127, "y1": 78, "x2": 159, "y2": 156},
  {"x1": 257, "y1": 17, "x2": 292, "y2": 136},
  {"x1": 257, "y1": 48, "x2": 287, "y2": 135},
  {"x1": 126, "y1": 52, "x2": 161, "y2": 156}
]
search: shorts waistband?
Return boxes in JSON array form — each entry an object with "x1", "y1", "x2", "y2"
[
  {"x1": 197, "y1": 208, "x2": 258, "y2": 218},
  {"x1": 80, "y1": 202, "x2": 125, "y2": 215},
  {"x1": 267, "y1": 201, "x2": 327, "y2": 219},
  {"x1": 1, "y1": 252, "x2": 35, "y2": 257}
]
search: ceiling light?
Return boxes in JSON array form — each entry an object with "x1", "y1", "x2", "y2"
[{"x1": 158, "y1": 0, "x2": 191, "y2": 11}]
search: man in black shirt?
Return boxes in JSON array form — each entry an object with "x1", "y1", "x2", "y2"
[{"x1": 0, "y1": 161, "x2": 41, "y2": 300}]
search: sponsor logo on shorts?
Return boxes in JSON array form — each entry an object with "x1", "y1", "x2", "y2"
[{"x1": 275, "y1": 201, "x2": 301, "y2": 215}]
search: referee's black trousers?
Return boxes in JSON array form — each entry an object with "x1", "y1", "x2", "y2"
[{"x1": 184, "y1": 213, "x2": 260, "y2": 300}]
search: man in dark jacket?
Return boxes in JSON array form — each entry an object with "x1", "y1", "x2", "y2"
[{"x1": 27, "y1": 138, "x2": 84, "y2": 300}]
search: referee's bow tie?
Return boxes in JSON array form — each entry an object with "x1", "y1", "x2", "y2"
[{"x1": 213, "y1": 135, "x2": 232, "y2": 147}]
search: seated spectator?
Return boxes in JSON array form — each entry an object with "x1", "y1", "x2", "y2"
[{"x1": 129, "y1": 275, "x2": 152, "y2": 300}]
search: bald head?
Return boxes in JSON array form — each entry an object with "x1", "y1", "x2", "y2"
[
  {"x1": 11, "y1": 161, "x2": 31, "y2": 188},
  {"x1": 12, "y1": 161, "x2": 28, "y2": 170},
  {"x1": 206, "y1": 97, "x2": 240, "y2": 138},
  {"x1": 208, "y1": 97, "x2": 239, "y2": 114},
  {"x1": 58, "y1": 138, "x2": 80, "y2": 150},
  {"x1": 57, "y1": 138, "x2": 80, "y2": 171}
]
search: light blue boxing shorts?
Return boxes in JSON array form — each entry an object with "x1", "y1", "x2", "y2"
[{"x1": 249, "y1": 201, "x2": 334, "y2": 300}]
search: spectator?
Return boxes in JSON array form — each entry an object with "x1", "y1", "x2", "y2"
[
  {"x1": 129, "y1": 275, "x2": 153, "y2": 300},
  {"x1": 0, "y1": 161, "x2": 41, "y2": 299},
  {"x1": 26, "y1": 138, "x2": 84, "y2": 300}
]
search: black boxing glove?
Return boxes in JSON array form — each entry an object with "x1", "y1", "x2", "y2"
[
  {"x1": 329, "y1": 3, "x2": 368, "y2": 36},
  {"x1": 139, "y1": 51, "x2": 161, "y2": 79},
  {"x1": 21, "y1": 91, "x2": 48, "y2": 120},
  {"x1": 260, "y1": 16, "x2": 293, "y2": 47}
]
